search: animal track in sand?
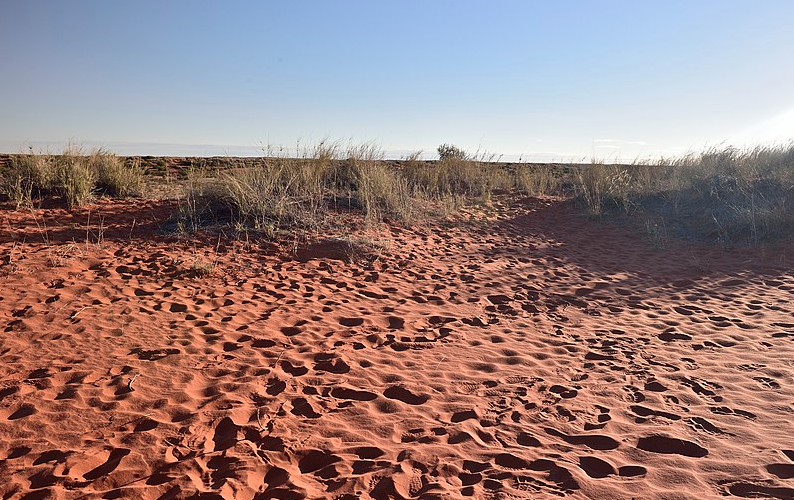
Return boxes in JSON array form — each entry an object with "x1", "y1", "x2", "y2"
[
  {"x1": 753, "y1": 376, "x2": 781, "y2": 389},
  {"x1": 128, "y1": 347, "x2": 180, "y2": 361},
  {"x1": 685, "y1": 416, "x2": 726, "y2": 435},
  {"x1": 710, "y1": 406, "x2": 757, "y2": 420},
  {"x1": 630, "y1": 405, "x2": 681, "y2": 422}
]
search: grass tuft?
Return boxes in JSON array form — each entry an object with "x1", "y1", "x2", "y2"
[
  {"x1": 1, "y1": 147, "x2": 146, "y2": 208},
  {"x1": 89, "y1": 149, "x2": 144, "y2": 197},
  {"x1": 0, "y1": 153, "x2": 54, "y2": 208},
  {"x1": 53, "y1": 149, "x2": 96, "y2": 208}
]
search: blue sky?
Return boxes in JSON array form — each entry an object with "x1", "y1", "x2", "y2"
[{"x1": 1, "y1": 0, "x2": 793, "y2": 160}]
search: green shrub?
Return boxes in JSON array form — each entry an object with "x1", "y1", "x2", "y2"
[{"x1": 437, "y1": 143, "x2": 468, "y2": 161}]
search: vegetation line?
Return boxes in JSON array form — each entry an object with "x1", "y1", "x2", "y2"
[{"x1": 1, "y1": 142, "x2": 792, "y2": 247}]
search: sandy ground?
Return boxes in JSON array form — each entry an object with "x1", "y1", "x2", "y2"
[{"x1": 1, "y1": 195, "x2": 793, "y2": 500}]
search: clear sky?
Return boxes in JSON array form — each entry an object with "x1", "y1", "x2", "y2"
[{"x1": 1, "y1": 0, "x2": 793, "y2": 160}]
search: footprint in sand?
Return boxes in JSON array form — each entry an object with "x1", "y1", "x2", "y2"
[
  {"x1": 767, "y1": 463, "x2": 794, "y2": 479},
  {"x1": 298, "y1": 449, "x2": 342, "y2": 474},
  {"x1": 80, "y1": 448, "x2": 132, "y2": 481},
  {"x1": 578, "y1": 456, "x2": 616, "y2": 478},
  {"x1": 339, "y1": 317, "x2": 364, "y2": 327},
  {"x1": 7, "y1": 404, "x2": 37, "y2": 420},
  {"x1": 726, "y1": 483, "x2": 794, "y2": 499},
  {"x1": 330, "y1": 387, "x2": 377, "y2": 401},
  {"x1": 290, "y1": 397, "x2": 321, "y2": 418},
  {"x1": 168, "y1": 302, "x2": 188, "y2": 313},
  {"x1": 544, "y1": 428, "x2": 620, "y2": 450},
  {"x1": 636, "y1": 435, "x2": 708, "y2": 457},
  {"x1": 383, "y1": 386, "x2": 429, "y2": 405}
]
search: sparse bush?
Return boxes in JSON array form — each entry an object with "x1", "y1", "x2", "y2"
[{"x1": 437, "y1": 143, "x2": 468, "y2": 161}]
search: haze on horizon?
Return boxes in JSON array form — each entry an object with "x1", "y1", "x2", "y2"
[{"x1": 1, "y1": 0, "x2": 793, "y2": 161}]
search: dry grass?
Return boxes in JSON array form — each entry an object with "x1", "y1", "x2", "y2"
[
  {"x1": 89, "y1": 149, "x2": 144, "y2": 197},
  {"x1": 176, "y1": 166, "x2": 224, "y2": 234},
  {"x1": 0, "y1": 147, "x2": 145, "y2": 208},
  {"x1": 0, "y1": 153, "x2": 54, "y2": 208},
  {"x1": 403, "y1": 156, "x2": 511, "y2": 201},
  {"x1": 346, "y1": 144, "x2": 414, "y2": 224},
  {"x1": 572, "y1": 144, "x2": 794, "y2": 245},
  {"x1": 54, "y1": 149, "x2": 97, "y2": 208},
  {"x1": 218, "y1": 164, "x2": 298, "y2": 235},
  {"x1": 514, "y1": 164, "x2": 561, "y2": 198},
  {"x1": 178, "y1": 143, "x2": 418, "y2": 237},
  {"x1": 5, "y1": 141, "x2": 789, "y2": 248}
]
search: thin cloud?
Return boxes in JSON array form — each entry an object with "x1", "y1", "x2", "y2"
[{"x1": 594, "y1": 139, "x2": 648, "y2": 146}]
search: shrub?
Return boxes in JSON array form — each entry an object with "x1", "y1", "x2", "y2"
[{"x1": 437, "y1": 143, "x2": 468, "y2": 161}]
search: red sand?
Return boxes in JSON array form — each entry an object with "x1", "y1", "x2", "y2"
[{"x1": 1, "y1": 196, "x2": 793, "y2": 499}]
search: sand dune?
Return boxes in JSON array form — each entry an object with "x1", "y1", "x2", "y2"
[{"x1": 1, "y1": 196, "x2": 793, "y2": 499}]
